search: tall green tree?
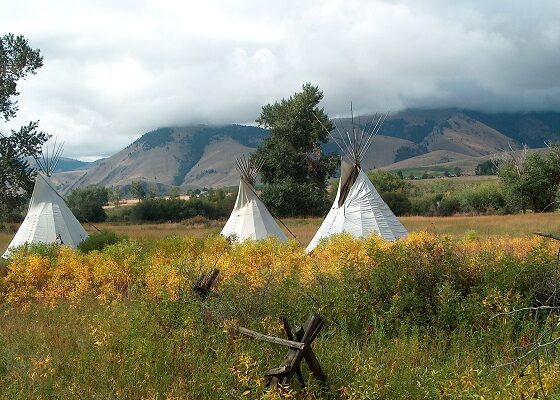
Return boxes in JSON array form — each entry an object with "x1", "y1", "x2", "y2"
[
  {"x1": 66, "y1": 185, "x2": 109, "y2": 223},
  {"x1": 498, "y1": 144, "x2": 560, "y2": 213},
  {"x1": 0, "y1": 34, "x2": 49, "y2": 221},
  {"x1": 129, "y1": 180, "x2": 146, "y2": 201},
  {"x1": 253, "y1": 83, "x2": 338, "y2": 217}
]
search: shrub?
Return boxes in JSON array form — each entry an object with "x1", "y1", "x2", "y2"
[
  {"x1": 457, "y1": 183, "x2": 506, "y2": 214},
  {"x1": 381, "y1": 192, "x2": 412, "y2": 216},
  {"x1": 410, "y1": 194, "x2": 439, "y2": 215},
  {"x1": 436, "y1": 196, "x2": 461, "y2": 216},
  {"x1": 78, "y1": 230, "x2": 123, "y2": 253}
]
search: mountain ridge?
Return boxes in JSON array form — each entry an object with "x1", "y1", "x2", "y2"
[{"x1": 52, "y1": 109, "x2": 560, "y2": 193}]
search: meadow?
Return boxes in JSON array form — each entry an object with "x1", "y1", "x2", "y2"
[
  {"x1": 3, "y1": 207, "x2": 559, "y2": 254},
  {"x1": 1, "y1": 213, "x2": 560, "y2": 398},
  {"x1": 2, "y1": 213, "x2": 554, "y2": 254}
]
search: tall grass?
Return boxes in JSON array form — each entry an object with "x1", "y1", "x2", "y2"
[{"x1": 1, "y1": 233, "x2": 560, "y2": 398}]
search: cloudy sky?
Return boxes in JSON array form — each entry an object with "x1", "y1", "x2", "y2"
[{"x1": 2, "y1": 0, "x2": 560, "y2": 160}]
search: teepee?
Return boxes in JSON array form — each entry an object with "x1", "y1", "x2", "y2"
[
  {"x1": 306, "y1": 110, "x2": 408, "y2": 252},
  {"x1": 221, "y1": 155, "x2": 288, "y2": 243},
  {"x1": 2, "y1": 142, "x2": 88, "y2": 258}
]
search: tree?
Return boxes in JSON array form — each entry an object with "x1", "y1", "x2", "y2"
[
  {"x1": 253, "y1": 83, "x2": 338, "y2": 217},
  {"x1": 129, "y1": 180, "x2": 146, "y2": 201},
  {"x1": 147, "y1": 183, "x2": 158, "y2": 199},
  {"x1": 108, "y1": 186, "x2": 122, "y2": 207},
  {"x1": 0, "y1": 34, "x2": 49, "y2": 221},
  {"x1": 498, "y1": 145, "x2": 560, "y2": 213},
  {"x1": 475, "y1": 160, "x2": 499, "y2": 176},
  {"x1": 368, "y1": 170, "x2": 410, "y2": 194},
  {"x1": 66, "y1": 185, "x2": 109, "y2": 222},
  {"x1": 368, "y1": 170, "x2": 412, "y2": 216},
  {"x1": 168, "y1": 186, "x2": 181, "y2": 199}
]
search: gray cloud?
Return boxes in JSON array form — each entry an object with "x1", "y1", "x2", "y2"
[{"x1": 2, "y1": 0, "x2": 559, "y2": 159}]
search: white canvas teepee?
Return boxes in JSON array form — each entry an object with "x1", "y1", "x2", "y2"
[
  {"x1": 306, "y1": 111, "x2": 407, "y2": 252},
  {"x1": 2, "y1": 143, "x2": 88, "y2": 258},
  {"x1": 221, "y1": 155, "x2": 288, "y2": 243}
]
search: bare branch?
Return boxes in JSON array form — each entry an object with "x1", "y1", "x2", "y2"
[
  {"x1": 535, "y1": 232, "x2": 560, "y2": 241},
  {"x1": 489, "y1": 305, "x2": 560, "y2": 320}
]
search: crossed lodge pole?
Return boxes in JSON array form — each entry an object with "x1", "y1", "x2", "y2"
[{"x1": 237, "y1": 313, "x2": 327, "y2": 389}]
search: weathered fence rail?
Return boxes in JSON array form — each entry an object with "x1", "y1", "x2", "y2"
[{"x1": 237, "y1": 313, "x2": 327, "y2": 389}]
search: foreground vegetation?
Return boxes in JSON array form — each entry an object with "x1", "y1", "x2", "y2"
[{"x1": 1, "y1": 232, "x2": 560, "y2": 398}]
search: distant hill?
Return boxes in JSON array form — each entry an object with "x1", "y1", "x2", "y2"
[
  {"x1": 53, "y1": 109, "x2": 560, "y2": 192},
  {"x1": 63, "y1": 125, "x2": 265, "y2": 194},
  {"x1": 27, "y1": 156, "x2": 93, "y2": 173}
]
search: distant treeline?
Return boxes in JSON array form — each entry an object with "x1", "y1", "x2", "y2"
[
  {"x1": 106, "y1": 189, "x2": 236, "y2": 223},
  {"x1": 367, "y1": 171, "x2": 508, "y2": 217}
]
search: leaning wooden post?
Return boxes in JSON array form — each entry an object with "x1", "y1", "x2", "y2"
[
  {"x1": 282, "y1": 317, "x2": 305, "y2": 388},
  {"x1": 276, "y1": 314, "x2": 324, "y2": 387},
  {"x1": 293, "y1": 324, "x2": 327, "y2": 383},
  {"x1": 193, "y1": 268, "x2": 219, "y2": 299}
]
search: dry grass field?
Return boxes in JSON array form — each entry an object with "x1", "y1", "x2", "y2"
[{"x1": 1, "y1": 212, "x2": 559, "y2": 253}]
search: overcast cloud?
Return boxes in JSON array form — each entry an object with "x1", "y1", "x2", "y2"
[{"x1": 2, "y1": 0, "x2": 560, "y2": 160}]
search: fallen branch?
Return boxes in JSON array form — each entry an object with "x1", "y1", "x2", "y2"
[
  {"x1": 489, "y1": 306, "x2": 560, "y2": 320},
  {"x1": 535, "y1": 232, "x2": 560, "y2": 241}
]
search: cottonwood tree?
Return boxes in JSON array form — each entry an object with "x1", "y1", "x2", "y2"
[
  {"x1": 252, "y1": 83, "x2": 338, "y2": 217},
  {"x1": 66, "y1": 185, "x2": 109, "y2": 222},
  {"x1": 498, "y1": 144, "x2": 560, "y2": 213},
  {"x1": 0, "y1": 34, "x2": 49, "y2": 221},
  {"x1": 129, "y1": 180, "x2": 146, "y2": 201}
]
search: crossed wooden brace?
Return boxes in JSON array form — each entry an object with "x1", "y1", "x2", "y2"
[
  {"x1": 193, "y1": 268, "x2": 219, "y2": 299},
  {"x1": 237, "y1": 313, "x2": 327, "y2": 389}
]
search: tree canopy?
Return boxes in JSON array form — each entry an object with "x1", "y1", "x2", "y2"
[
  {"x1": 0, "y1": 34, "x2": 49, "y2": 221},
  {"x1": 66, "y1": 185, "x2": 109, "y2": 223},
  {"x1": 253, "y1": 83, "x2": 338, "y2": 217},
  {"x1": 368, "y1": 170, "x2": 412, "y2": 216},
  {"x1": 498, "y1": 145, "x2": 560, "y2": 213}
]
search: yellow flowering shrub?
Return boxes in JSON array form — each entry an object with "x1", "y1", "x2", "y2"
[
  {"x1": 2, "y1": 232, "x2": 557, "y2": 311},
  {"x1": 1, "y1": 232, "x2": 560, "y2": 399}
]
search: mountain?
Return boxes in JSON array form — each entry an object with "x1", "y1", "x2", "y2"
[
  {"x1": 53, "y1": 109, "x2": 560, "y2": 192},
  {"x1": 336, "y1": 109, "x2": 560, "y2": 173},
  {"x1": 27, "y1": 156, "x2": 93, "y2": 173},
  {"x1": 64, "y1": 125, "x2": 265, "y2": 193}
]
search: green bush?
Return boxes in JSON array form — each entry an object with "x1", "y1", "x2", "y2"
[
  {"x1": 410, "y1": 194, "x2": 439, "y2": 215},
  {"x1": 105, "y1": 205, "x2": 133, "y2": 222},
  {"x1": 131, "y1": 198, "x2": 225, "y2": 222},
  {"x1": 107, "y1": 197, "x2": 234, "y2": 223},
  {"x1": 381, "y1": 192, "x2": 412, "y2": 216},
  {"x1": 457, "y1": 183, "x2": 506, "y2": 214},
  {"x1": 436, "y1": 197, "x2": 461, "y2": 216},
  {"x1": 78, "y1": 230, "x2": 123, "y2": 253}
]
